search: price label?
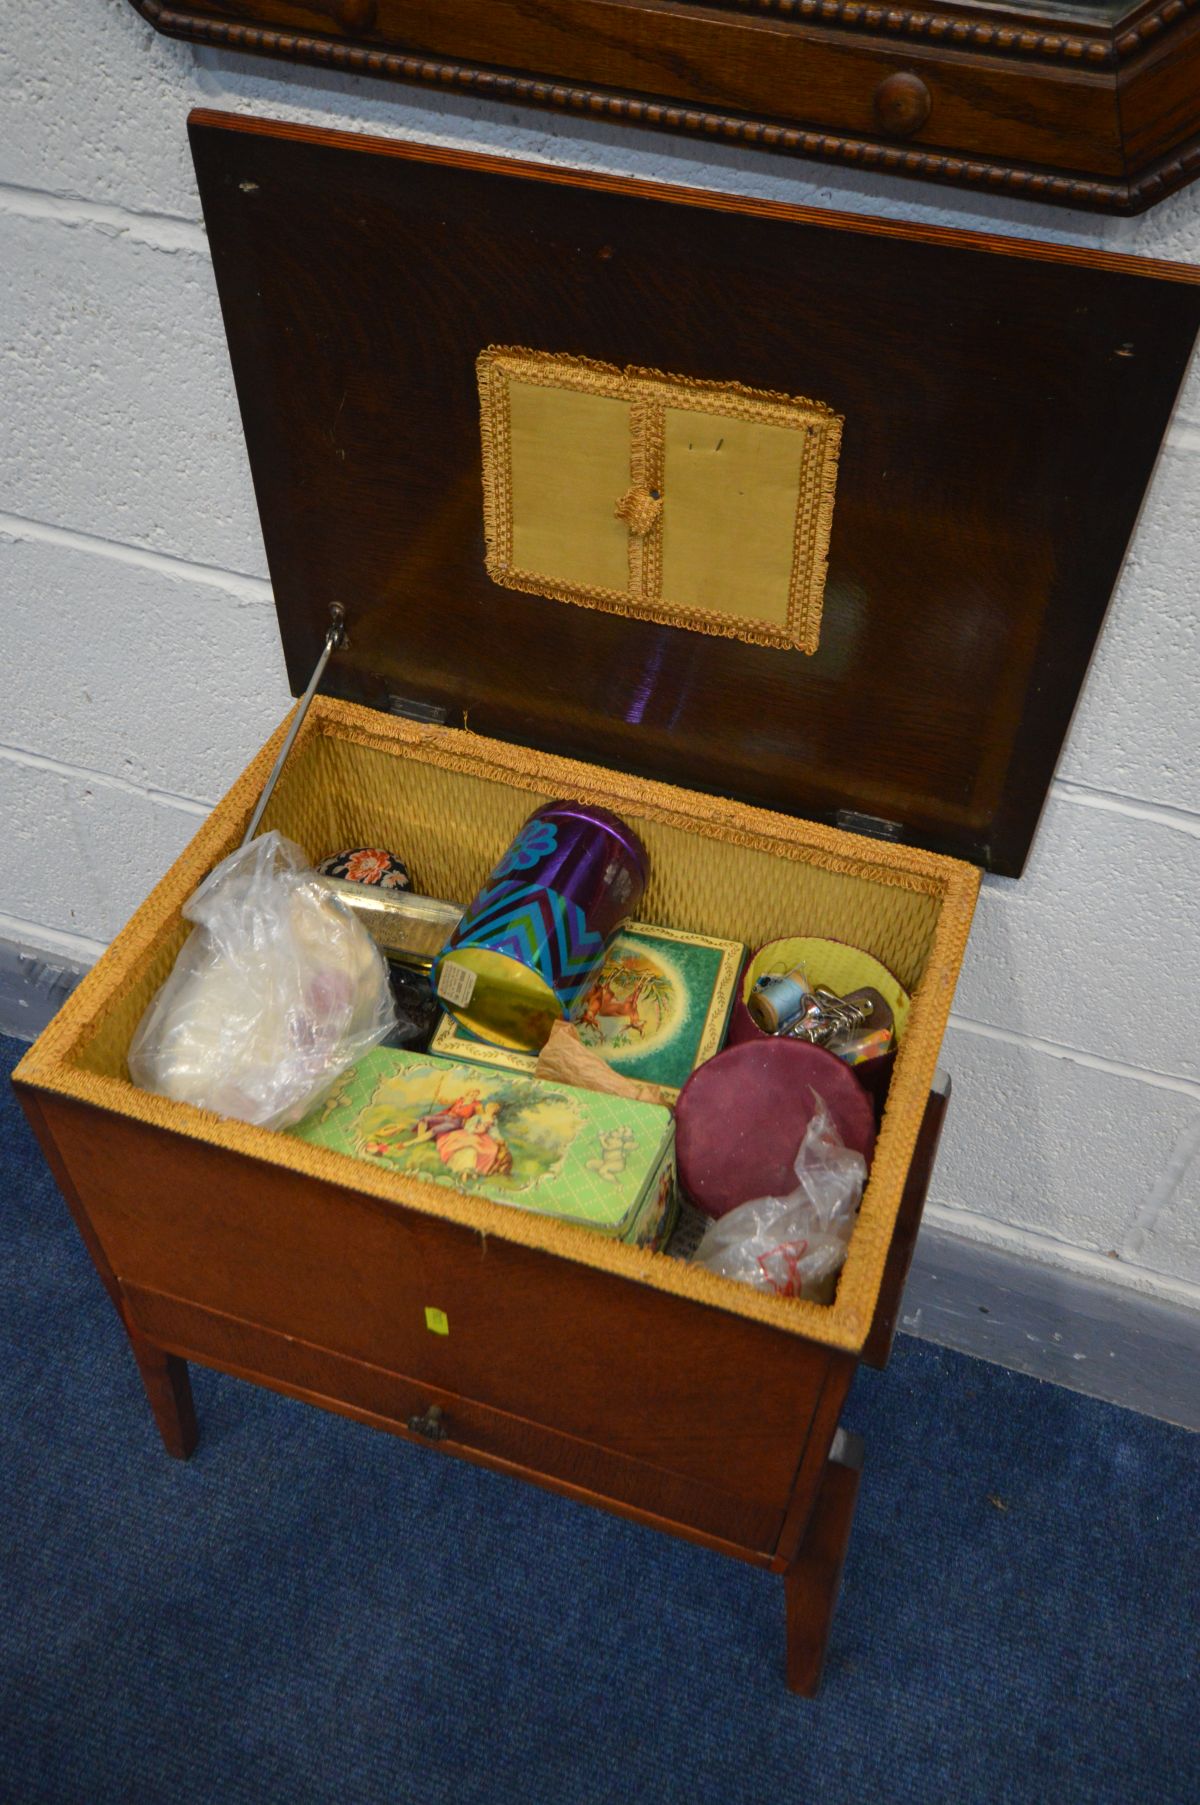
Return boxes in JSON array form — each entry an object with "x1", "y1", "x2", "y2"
[{"x1": 436, "y1": 959, "x2": 477, "y2": 1007}]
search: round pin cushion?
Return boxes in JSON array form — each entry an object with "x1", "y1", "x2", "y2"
[{"x1": 674, "y1": 1039, "x2": 876, "y2": 1220}]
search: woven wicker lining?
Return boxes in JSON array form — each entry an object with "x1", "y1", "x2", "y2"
[{"x1": 22, "y1": 697, "x2": 979, "y2": 1353}]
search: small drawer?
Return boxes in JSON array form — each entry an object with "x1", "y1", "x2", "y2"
[
  {"x1": 123, "y1": 1284, "x2": 789, "y2": 1553},
  {"x1": 170, "y1": 7, "x2": 1124, "y2": 180}
]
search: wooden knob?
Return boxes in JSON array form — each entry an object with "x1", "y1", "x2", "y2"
[
  {"x1": 337, "y1": 0, "x2": 377, "y2": 29},
  {"x1": 873, "y1": 73, "x2": 932, "y2": 140}
]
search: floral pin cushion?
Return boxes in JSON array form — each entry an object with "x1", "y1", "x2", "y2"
[{"x1": 317, "y1": 848, "x2": 412, "y2": 890}]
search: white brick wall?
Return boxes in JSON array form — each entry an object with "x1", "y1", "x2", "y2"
[{"x1": 3, "y1": 0, "x2": 1198, "y2": 1316}]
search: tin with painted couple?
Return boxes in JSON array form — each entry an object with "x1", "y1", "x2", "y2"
[{"x1": 432, "y1": 801, "x2": 649, "y2": 1052}]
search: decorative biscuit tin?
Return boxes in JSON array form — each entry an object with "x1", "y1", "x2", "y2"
[
  {"x1": 431, "y1": 921, "x2": 743, "y2": 1098},
  {"x1": 316, "y1": 883, "x2": 464, "y2": 972},
  {"x1": 432, "y1": 802, "x2": 648, "y2": 1053},
  {"x1": 289, "y1": 1048, "x2": 677, "y2": 1248}
]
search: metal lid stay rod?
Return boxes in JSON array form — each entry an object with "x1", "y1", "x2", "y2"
[{"x1": 241, "y1": 603, "x2": 346, "y2": 847}]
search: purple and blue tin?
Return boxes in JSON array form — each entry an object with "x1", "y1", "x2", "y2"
[{"x1": 432, "y1": 801, "x2": 649, "y2": 1052}]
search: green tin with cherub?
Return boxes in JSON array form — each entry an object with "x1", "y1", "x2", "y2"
[{"x1": 289, "y1": 1049, "x2": 678, "y2": 1248}]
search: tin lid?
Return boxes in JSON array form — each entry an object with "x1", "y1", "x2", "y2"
[
  {"x1": 189, "y1": 111, "x2": 1200, "y2": 877},
  {"x1": 529, "y1": 802, "x2": 649, "y2": 893}
]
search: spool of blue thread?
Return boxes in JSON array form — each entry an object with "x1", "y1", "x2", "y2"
[{"x1": 747, "y1": 966, "x2": 815, "y2": 1035}]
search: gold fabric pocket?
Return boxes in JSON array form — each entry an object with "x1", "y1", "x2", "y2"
[{"x1": 478, "y1": 348, "x2": 842, "y2": 653}]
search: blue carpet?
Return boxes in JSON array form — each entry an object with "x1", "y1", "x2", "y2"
[{"x1": 2, "y1": 1031, "x2": 1197, "y2": 1805}]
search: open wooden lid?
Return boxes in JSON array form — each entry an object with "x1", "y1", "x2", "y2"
[{"x1": 190, "y1": 111, "x2": 1200, "y2": 876}]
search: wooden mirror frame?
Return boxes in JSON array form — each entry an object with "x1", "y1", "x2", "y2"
[{"x1": 128, "y1": 0, "x2": 1199, "y2": 215}]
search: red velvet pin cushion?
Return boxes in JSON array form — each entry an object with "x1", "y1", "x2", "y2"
[{"x1": 675, "y1": 1039, "x2": 876, "y2": 1220}]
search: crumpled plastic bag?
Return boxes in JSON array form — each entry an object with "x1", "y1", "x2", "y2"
[
  {"x1": 128, "y1": 831, "x2": 396, "y2": 1129},
  {"x1": 691, "y1": 1093, "x2": 867, "y2": 1302}
]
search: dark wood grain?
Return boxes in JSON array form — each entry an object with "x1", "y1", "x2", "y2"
[
  {"x1": 190, "y1": 111, "x2": 1200, "y2": 875},
  {"x1": 13, "y1": 1034, "x2": 952, "y2": 1690},
  {"x1": 124, "y1": 0, "x2": 1200, "y2": 213},
  {"x1": 121, "y1": 1282, "x2": 787, "y2": 1554},
  {"x1": 126, "y1": 1328, "x2": 199, "y2": 1460},
  {"x1": 860, "y1": 1079, "x2": 950, "y2": 1370},
  {"x1": 1117, "y1": 7, "x2": 1200, "y2": 181},
  {"x1": 24, "y1": 1086, "x2": 836, "y2": 1519},
  {"x1": 784, "y1": 1453, "x2": 863, "y2": 1695},
  {"x1": 19, "y1": 1084, "x2": 197, "y2": 1458},
  {"x1": 772, "y1": 1350, "x2": 858, "y2": 1568}
]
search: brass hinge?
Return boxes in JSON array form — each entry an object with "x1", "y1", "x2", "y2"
[
  {"x1": 388, "y1": 695, "x2": 450, "y2": 725},
  {"x1": 835, "y1": 809, "x2": 903, "y2": 842}
]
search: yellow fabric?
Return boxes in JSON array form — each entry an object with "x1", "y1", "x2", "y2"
[
  {"x1": 742, "y1": 938, "x2": 912, "y2": 1039},
  {"x1": 299, "y1": 732, "x2": 945, "y2": 994},
  {"x1": 660, "y1": 409, "x2": 803, "y2": 630},
  {"x1": 508, "y1": 381, "x2": 632, "y2": 593},
  {"x1": 16, "y1": 695, "x2": 979, "y2": 1353},
  {"x1": 477, "y1": 347, "x2": 841, "y2": 653}
]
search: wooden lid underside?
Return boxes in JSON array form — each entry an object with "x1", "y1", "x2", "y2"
[{"x1": 190, "y1": 111, "x2": 1200, "y2": 875}]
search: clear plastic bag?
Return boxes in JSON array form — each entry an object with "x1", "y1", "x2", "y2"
[
  {"x1": 691, "y1": 1093, "x2": 867, "y2": 1302},
  {"x1": 128, "y1": 832, "x2": 396, "y2": 1129}
]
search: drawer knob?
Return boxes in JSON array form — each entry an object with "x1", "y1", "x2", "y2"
[
  {"x1": 873, "y1": 73, "x2": 932, "y2": 140},
  {"x1": 407, "y1": 1404, "x2": 447, "y2": 1442}
]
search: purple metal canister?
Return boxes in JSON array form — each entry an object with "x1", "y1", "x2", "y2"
[{"x1": 432, "y1": 802, "x2": 649, "y2": 1051}]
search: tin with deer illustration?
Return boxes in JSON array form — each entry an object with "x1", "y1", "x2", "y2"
[
  {"x1": 431, "y1": 802, "x2": 649, "y2": 1053},
  {"x1": 431, "y1": 921, "x2": 745, "y2": 1097}
]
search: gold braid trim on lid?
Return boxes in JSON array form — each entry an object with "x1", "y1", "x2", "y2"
[{"x1": 476, "y1": 346, "x2": 842, "y2": 654}]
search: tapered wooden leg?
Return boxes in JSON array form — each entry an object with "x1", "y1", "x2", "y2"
[
  {"x1": 14, "y1": 1085, "x2": 200, "y2": 1461},
  {"x1": 126, "y1": 1327, "x2": 198, "y2": 1460},
  {"x1": 783, "y1": 1443, "x2": 862, "y2": 1696}
]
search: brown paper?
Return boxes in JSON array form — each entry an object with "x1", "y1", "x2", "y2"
[{"x1": 534, "y1": 1021, "x2": 676, "y2": 1110}]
